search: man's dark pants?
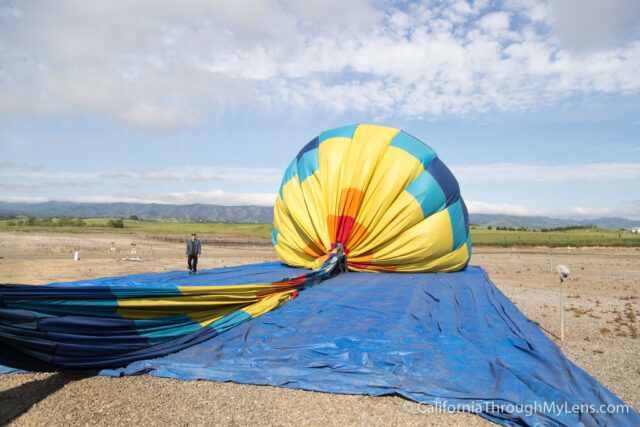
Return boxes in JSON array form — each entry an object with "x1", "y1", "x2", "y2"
[{"x1": 188, "y1": 254, "x2": 198, "y2": 273}]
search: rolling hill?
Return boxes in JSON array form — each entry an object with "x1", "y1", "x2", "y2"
[{"x1": 0, "y1": 201, "x2": 638, "y2": 230}]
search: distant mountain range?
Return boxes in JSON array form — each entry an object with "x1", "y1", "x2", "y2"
[
  {"x1": 0, "y1": 201, "x2": 273, "y2": 224},
  {"x1": 0, "y1": 201, "x2": 638, "y2": 230},
  {"x1": 468, "y1": 214, "x2": 639, "y2": 230}
]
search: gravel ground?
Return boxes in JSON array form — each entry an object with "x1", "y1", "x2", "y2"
[{"x1": 0, "y1": 233, "x2": 638, "y2": 426}]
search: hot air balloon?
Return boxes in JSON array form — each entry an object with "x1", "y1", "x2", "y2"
[{"x1": 273, "y1": 124, "x2": 471, "y2": 273}]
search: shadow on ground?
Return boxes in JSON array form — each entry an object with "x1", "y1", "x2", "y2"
[{"x1": 0, "y1": 373, "x2": 90, "y2": 424}]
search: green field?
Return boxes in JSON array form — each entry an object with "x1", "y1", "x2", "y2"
[
  {"x1": 0, "y1": 218, "x2": 273, "y2": 239},
  {"x1": 1, "y1": 219, "x2": 639, "y2": 247},
  {"x1": 469, "y1": 226, "x2": 640, "y2": 247}
]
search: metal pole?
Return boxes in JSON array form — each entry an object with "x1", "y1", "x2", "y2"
[
  {"x1": 560, "y1": 280, "x2": 564, "y2": 341},
  {"x1": 548, "y1": 249, "x2": 552, "y2": 273}
]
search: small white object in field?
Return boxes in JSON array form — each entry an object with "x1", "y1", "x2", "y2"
[
  {"x1": 557, "y1": 264, "x2": 570, "y2": 276},
  {"x1": 122, "y1": 256, "x2": 144, "y2": 262}
]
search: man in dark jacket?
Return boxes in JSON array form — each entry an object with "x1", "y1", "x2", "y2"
[{"x1": 186, "y1": 233, "x2": 201, "y2": 275}]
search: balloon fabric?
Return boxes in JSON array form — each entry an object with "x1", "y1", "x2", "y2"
[{"x1": 0, "y1": 256, "x2": 341, "y2": 370}]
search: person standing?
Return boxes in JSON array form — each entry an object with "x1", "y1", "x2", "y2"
[{"x1": 186, "y1": 233, "x2": 201, "y2": 275}]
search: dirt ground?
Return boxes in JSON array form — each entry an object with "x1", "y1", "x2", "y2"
[{"x1": 0, "y1": 232, "x2": 638, "y2": 426}]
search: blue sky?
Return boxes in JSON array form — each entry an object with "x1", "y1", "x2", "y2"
[{"x1": 1, "y1": 0, "x2": 639, "y2": 219}]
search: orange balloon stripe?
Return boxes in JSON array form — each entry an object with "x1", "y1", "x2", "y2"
[
  {"x1": 302, "y1": 239, "x2": 326, "y2": 258},
  {"x1": 345, "y1": 221, "x2": 370, "y2": 251},
  {"x1": 339, "y1": 188, "x2": 365, "y2": 218},
  {"x1": 349, "y1": 262, "x2": 397, "y2": 272},
  {"x1": 333, "y1": 188, "x2": 366, "y2": 247},
  {"x1": 348, "y1": 251, "x2": 373, "y2": 264}
]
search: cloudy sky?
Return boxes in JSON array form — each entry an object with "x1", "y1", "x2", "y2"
[{"x1": 1, "y1": 0, "x2": 639, "y2": 219}]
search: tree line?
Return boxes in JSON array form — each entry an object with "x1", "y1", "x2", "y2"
[
  {"x1": 6, "y1": 217, "x2": 124, "y2": 228},
  {"x1": 485, "y1": 225, "x2": 597, "y2": 232},
  {"x1": 540, "y1": 225, "x2": 597, "y2": 232}
]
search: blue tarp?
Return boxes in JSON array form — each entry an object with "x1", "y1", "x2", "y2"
[{"x1": 2, "y1": 263, "x2": 638, "y2": 426}]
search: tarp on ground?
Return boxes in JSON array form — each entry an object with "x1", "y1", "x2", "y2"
[{"x1": 1, "y1": 263, "x2": 638, "y2": 426}]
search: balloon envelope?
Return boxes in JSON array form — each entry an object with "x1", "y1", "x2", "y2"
[{"x1": 273, "y1": 124, "x2": 471, "y2": 273}]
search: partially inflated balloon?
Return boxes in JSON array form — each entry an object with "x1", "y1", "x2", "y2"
[{"x1": 273, "y1": 124, "x2": 471, "y2": 273}]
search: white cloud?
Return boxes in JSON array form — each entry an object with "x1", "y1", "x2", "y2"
[
  {"x1": 466, "y1": 200, "x2": 640, "y2": 219},
  {"x1": 452, "y1": 162, "x2": 640, "y2": 182},
  {"x1": 0, "y1": 190, "x2": 277, "y2": 206},
  {"x1": 153, "y1": 190, "x2": 276, "y2": 206},
  {"x1": 551, "y1": 0, "x2": 640, "y2": 52},
  {"x1": 0, "y1": 160, "x2": 44, "y2": 171},
  {"x1": 0, "y1": 0, "x2": 638, "y2": 129},
  {"x1": 1, "y1": 183, "x2": 41, "y2": 193},
  {"x1": 122, "y1": 103, "x2": 197, "y2": 131},
  {"x1": 2, "y1": 181, "x2": 98, "y2": 192},
  {"x1": 0, "y1": 166, "x2": 283, "y2": 184},
  {"x1": 478, "y1": 12, "x2": 511, "y2": 37}
]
